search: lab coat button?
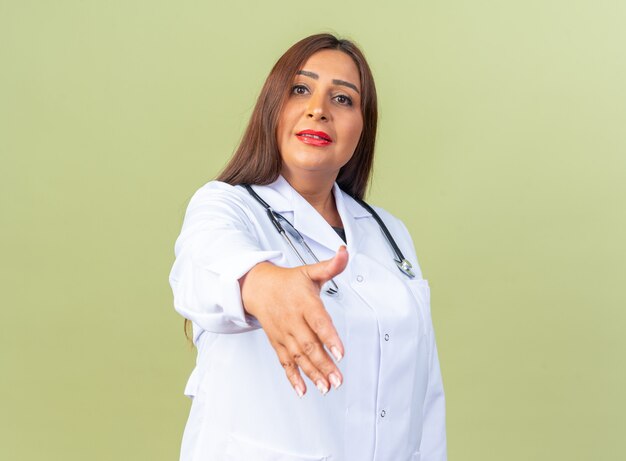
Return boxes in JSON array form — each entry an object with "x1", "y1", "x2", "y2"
[
  {"x1": 356, "y1": 275, "x2": 364, "y2": 283},
  {"x1": 384, "y1": 333, "x2": 390, "y2": 341},
  {"x1": 380, "y1": 409, "x2": 386, "y2": 417}
]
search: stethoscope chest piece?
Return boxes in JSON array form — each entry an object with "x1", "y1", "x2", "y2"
[
  {"x1": 396, "y1": 258, "x2": 416, "y2": 279},
  {"x1": 241, "y1": 183, "x2": 417, "y2": 295}
]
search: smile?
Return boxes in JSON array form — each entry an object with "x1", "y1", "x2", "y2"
[{"x1": 295, "y1": 130, "x2": 333, "y2": 146}]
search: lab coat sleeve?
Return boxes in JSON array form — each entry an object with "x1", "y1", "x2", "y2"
[
  {"x1": 395, "y1": 218, "x2": 448, "y2": 461},
  {"x1": 420, "y1": 328, "x2": 447, "y2": 461},
  {"x1": 169, "y1": 183, "x2": 283, "y2": 337}
]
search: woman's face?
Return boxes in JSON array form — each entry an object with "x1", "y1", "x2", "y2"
[{"x1": 276, "y1": 49, "x2": 363, "y2": 181}]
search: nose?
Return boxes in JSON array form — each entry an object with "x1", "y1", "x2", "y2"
[{"x1": 305, "y1": 92, "x2": 329, "y2": 122}]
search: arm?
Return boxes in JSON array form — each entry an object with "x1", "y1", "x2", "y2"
[
  {"x1": 169, "y1": 182, "x2": 346, "y2": 397},
  {"x1": 168, "y1": 183, "x2": 282, "y2": 338},
  {"x1": 419, "y1": 328, "x2": 447, "y2": 460},
  {"x1": 394, "y1": 215, "x2": 447, "y2": 460}
]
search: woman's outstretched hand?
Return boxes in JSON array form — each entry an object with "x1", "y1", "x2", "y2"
[{"x1": 239, "y1": 246, "x2": 348, "y2": 398}]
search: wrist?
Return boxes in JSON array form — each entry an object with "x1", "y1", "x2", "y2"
[{"x1": 239, "y1": 261, "x2": 275, "y2": 316}]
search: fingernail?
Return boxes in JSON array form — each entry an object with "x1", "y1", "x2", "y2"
[
  {"x1": 294, "y1": 384, "x2": 304, "y2": 398},
  {"x1": 329, "y1": 372, "x2": 342, "y2": 389},
  {"x1": 331, "y1": 346, "x2": 343, "y2": 362},
  {"x1": 316, "y1": 379, "x2": 329, "y2": 395}
]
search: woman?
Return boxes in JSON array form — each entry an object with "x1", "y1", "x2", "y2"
[{"x1": 169, "y1": 33, "x2": 447, "y2": 461}]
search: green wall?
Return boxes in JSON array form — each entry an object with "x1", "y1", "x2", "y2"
[{"x1": 2, "y1": 1, "x2": 624, "y2": 459}]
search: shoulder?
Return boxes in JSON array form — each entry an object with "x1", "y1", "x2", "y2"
[
  {"x1": 371, "y1": 205, "x2": 413, "y2": 247},
  {"x1": 338, "y1": 188, "x2": 407, "y2": 236},
  {"x1": 367, "y1": 203, "x2": 409, "y2": 238},
  {"x1": 364, "y1": 202, "x2": 423, "y2": 279},
  {"x1": 186, "y1": 180, "x2": 255, "y2": 215},
  {"x1": 178, "y1": 181, "x2": 266, "y2": 234},
  {"x1": 189, "y1": 180, "x2": 249, "y2": 205}
]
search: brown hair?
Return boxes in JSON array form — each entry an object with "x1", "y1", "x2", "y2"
[
  {"x1": 184, "y1": 33, "x2": 378, "y2": 341},
  {"x1": 218, "y1": 33, "x2": 378, "y2": 197}
]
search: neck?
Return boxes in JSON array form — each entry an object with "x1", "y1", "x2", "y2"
[{"x1": 281, "y1": 169, "x2": 343, "y2": 228}]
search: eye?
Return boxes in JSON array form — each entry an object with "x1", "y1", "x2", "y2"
[
  {"x1": 334, "y1": 94, "x2": 353, "y2": 106},
  {"x1": 291, "y1": 84, "x2": 309, "y2": 96}
]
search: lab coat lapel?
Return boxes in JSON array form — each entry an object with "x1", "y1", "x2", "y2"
[
  {"x1": 292, "y1": 186, "x2": 345, "y2": 252},
  {"x1": 253, "y1": 175, "x2": 373, "y2": 253},
  {"x1": 333, "y1": 184, "x2": 371, "y2": 254}
]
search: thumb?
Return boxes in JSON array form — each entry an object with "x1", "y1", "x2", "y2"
[{"x1": 305, "y1": 245, "x2": 349, "y2": 284}]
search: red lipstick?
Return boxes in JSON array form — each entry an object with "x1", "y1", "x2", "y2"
[{"x1": 295, "y1": 129, "x2": 333, "y2": 146}]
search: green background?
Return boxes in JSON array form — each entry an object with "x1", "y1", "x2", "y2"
[{"x1": 2, "y1": 1, "x2": 624, "y2": 459}]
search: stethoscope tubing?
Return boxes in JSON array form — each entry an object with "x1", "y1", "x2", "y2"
[{"x1": 241, "y1": 184, "x2": 415, "y2": 289}]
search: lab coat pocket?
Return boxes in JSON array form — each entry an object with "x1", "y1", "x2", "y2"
[
  {"x1": 405, "y1": 278, "x2": 432, "y2": 333},
  {"x1": 225, "y1": 433, "x2": 330, "y2": 461}
]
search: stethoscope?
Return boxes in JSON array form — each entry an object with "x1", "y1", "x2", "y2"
[{"x1": 241, "y1": 184, "x2": 416, "y2": 296}]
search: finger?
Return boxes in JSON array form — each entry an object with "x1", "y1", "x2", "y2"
[
  {"x1": 305, "y1": 245, "x2": 349, "y2": 285},
  {"x1": 274, "y1": 343, "x2": 307, "y2": 398},
  {"x1": 283, "y1": 333, "x2": 340, "y2": 394},
  {"x1": 303, "y1": 303, "x2": 345, "y2": 363}
]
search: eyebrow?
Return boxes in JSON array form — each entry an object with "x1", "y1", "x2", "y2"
[{"x1": 296, "y1": 70, "x2": 360, "y2": 94}]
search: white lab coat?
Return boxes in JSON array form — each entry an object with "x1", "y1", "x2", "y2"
[{"x1": 169, "y1": 175, "x2": 447, "y2": 461}]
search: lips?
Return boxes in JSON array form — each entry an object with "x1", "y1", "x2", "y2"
[{"x1": 295, "y1": 129, "x2": 333, "y2": 146}]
